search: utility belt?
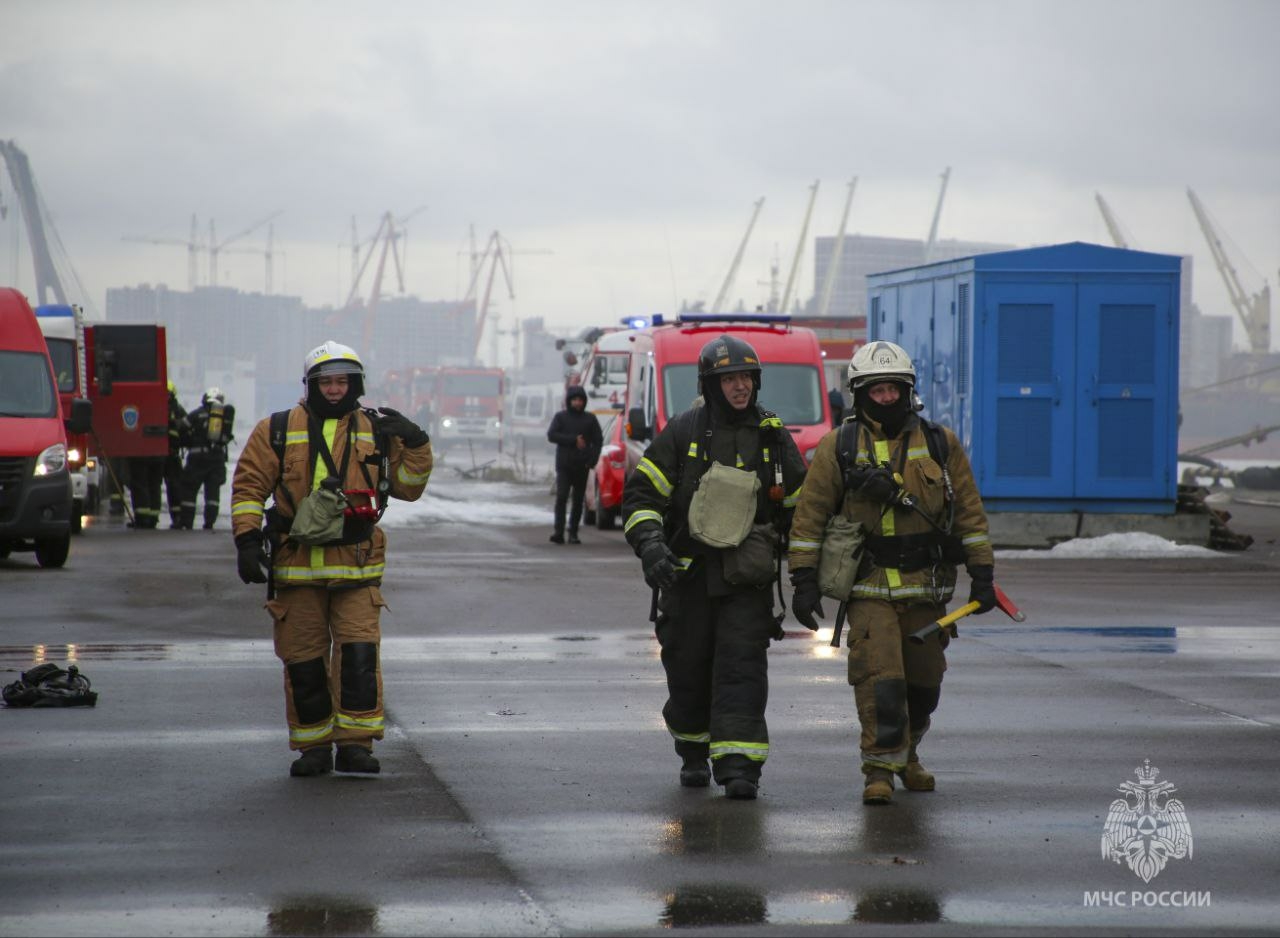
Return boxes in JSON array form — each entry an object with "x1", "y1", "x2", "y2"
[
  {"x1": 264, "y1": 505, "x2": 375, "y2": 547},
  {"x1": 864, "y1": 531, "x2": 966, "y2": 572}
]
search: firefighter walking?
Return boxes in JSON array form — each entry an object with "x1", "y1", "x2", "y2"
[
  {"x1": 787, "y1": 341, "x2": 995, "y2": 805},
  {"x1": 179, "y1": 387, "x2": 235, "y2": 530},
  {"x1": 230, "y1": 341, "x2": 432, "y2": 777},
  {"x1": 165, "y1": 381, "x2": 190, "y2": 528},
  {"x1": 622, "y1": 335, "x2": 806, "y2": 800}
]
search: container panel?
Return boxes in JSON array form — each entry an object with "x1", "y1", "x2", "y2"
[{"x1": 979, "y1": 283, "x2": 1075, "y2": 496}]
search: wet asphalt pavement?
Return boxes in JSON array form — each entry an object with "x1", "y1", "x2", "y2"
[{"x1": 2, "y1": 476, "x2": 1279, "y2": 937}]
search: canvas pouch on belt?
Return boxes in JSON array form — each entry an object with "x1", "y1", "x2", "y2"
[
  {"x1": 722, "y1": 522, "x2": 778, "y2": 586},
  {"x1": 288, "y1": 482, "x2": 347, "y2": 545},
  {"x1": 687, "y1": 462, "x2": 760, "y2": 549},
  {"x1": 817, "y1": 514, "x2": 866, "y2": 600}
]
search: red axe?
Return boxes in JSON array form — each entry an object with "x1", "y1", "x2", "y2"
[{"x1": 909, "y1": 584, "x2": 1025, "y2": 644}]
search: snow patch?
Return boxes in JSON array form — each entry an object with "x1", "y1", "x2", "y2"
[{"x1": 998, "y1": 531, "x2": 1224, "y2": 560}]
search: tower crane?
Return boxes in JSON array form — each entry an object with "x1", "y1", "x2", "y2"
[
  {"x1": 207, "y1": 211, "x2": 282, "y2": 287},
  {"x1": 222, "y1": 222, "x2": 283, "y2": 294},
  {"x1": 711, "y1": 197, "x2": 765, "y2": 314},
  {"x1": 922, "y1": 167, "x2": 950, "y2": 263},
  {"x1": 1094, "y1": 192, "x2": 1134, "y2": 249},
  {"x1": 779, "y1": 180, "x2": 820, "y2": 317},
  {"x1": 122, "y1": 214, "x2": 203, "y2": 290},
  {"x1": 816, "y1": 177, "x2": 857, "y2": 318},
  {"x1": 1187, "y1": 187, "x2": 1272, "y2": 355}
]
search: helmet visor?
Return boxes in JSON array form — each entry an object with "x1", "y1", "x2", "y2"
[{"x1": 308, "y1": 359, "x2": 363, "y2": 380}]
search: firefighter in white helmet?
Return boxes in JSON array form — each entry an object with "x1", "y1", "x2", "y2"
[
  {"x1": 230, "y1": 341, "x2": 433, "y2": 777},
  {"x1": 786, "y1": 340, "x2": 995, "y2": 805}
]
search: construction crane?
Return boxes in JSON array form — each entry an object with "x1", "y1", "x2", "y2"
[
  {"x1": 207, "y1": 211, "x2": 282, "y2": 287},
  {"x1": 711, "y1": 197, "x2": 765, "y2": 314},
  {"x1": 1, "y1": 139, "x2": 67, "y2": 305},
  {"x1": 922, "y1": 167, "x2": 950, "y2": 263},
  {"x1": 122, "y1": 213, "x2": 202, "y2": 290},
  {"x1": 461, "y1": 230, "x2": 516, "y2": 362},
  {"x1": 1187, "y1": 187, "x2": 1271, "y2": 355},
  {"x1": 779, "y1": 180, "x2": 820, "y2": 317},
  {"x1": 1094, "y1": 192, "x2": 1134, "y2": 249},
  {"x1": 222, "y1": 222, "x2": 282, "y2": 294},
  {"x1": 816, "y1": 177, "x2": 858, "y2": 318}
]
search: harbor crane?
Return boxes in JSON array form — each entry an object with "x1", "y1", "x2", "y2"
[
  {"x1": 922, "y1": 167, "x2": 951, "y2": 263},
  {"x1": 779, "y1": 180, "x2": 820, "y2": 317},
  {"x1": 1094, "y1": 192, "x2": 1134, "y2": 249},
  {"x1": 327, "y1": 207, "x2": 424, "y2": 362},
  {"x1": 815, "y1": 177, "x2": 857, "y2": 317},
  {"x1": 123, "y1": 213, "x2": 203, "y2": 291},
  {"x1": 1187, "y1": 187, "x2": 1271, "y2": 355},
  {"x1": 711, "y1": 197, "x2": 765, "y2": 315}
]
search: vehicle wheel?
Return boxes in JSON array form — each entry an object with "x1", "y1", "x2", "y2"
[
  {"x1": 35, "y1": 534, "x2": 71, "y2": 569},
  {"x1": 71, "y1": 500, "x2": 83, "y2": 535}
]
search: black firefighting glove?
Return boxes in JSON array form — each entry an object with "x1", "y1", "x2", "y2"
[
  {"x1": 789, "y1": 567, "x2": 825, "y2": 631},
  {"x1": 235, "y1": 530, "x2": 270, "y2": 585},
  {"x1": 847, "y1": 463, "x2": 901, "y2": 505},
  {"x1": 373, "y1": 408, "x2": 429, "y2": 448},
  {"x1": 637, "y1": 535, "x2": 679, "y2": 591},
  {"x1": 967, "y1": 564, "x2": 996, "y2": 614}
]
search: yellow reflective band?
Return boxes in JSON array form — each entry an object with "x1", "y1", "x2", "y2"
[
  {"x1": 687, "y1": 442, "x2": 698, "y2": 458},
  {"x1": 275, "y1": 563, "x2": 387, "y2": 582},
  {"x1": 354, "y1": 432, "x2": 375, "y2": 444},
  {"x1": 397, "y1": 464, "x2": 430, "y2": 485},
  {"x1": 675, "y1": 556, "x2": 693, "y2": 570},
  {"x1": 335, "y1": 713, "x2": 384, "y2": 731},
  {"x1": 668, "y1": 727, "x2": 711, "y2": 744},
  {"x1": 637, "y1": 458, "x2": 673, "y2": 497},
  {"x1": 763, "y1": 447, "x2": 771, "y2": 464},
  {"x1": 907, "y1": 446, "x2": 930, "y2": 460},
  {"x1": 874, "y1": 440, "x2": 890, "y2": 464},
  {"x1": 232, "y1": 500, "x2": 265, "y2": 516},
  {"x1": 735, "y1": 454, "x2": 745, "y2": 468},
  {"x1": 790, "y1": 538, "x2": 821, "y2": 551},
  {"x1": 290, "y1": 719, "x2": 334, "y2": 744},
  {"x1": 624, "y1": 509, "x2": 664, "y2": 534},
  {"x1": 782, "y1": 484, "x2": 803, "y2": 508},
  {"x1": 759, "y1": 416, "x2": 784, "y2": 430},
  {"x1": 285, "y1": 431, "x2": 308, "y2": 446},
  {"x1": 885, "y1": 567, "x2": 902, "y2": 588},
  {"x1": 850, "y1": 582, "x2": 935, "y2": 599},
  {"x1": 963, "y1": 533, "x2": 990, "y2": 546},
  {"x1": 313, "y1": 420, "x2": 339, "y2": 492},
  {"x1": 710, "y1": 741, "x2": 770, "y2": 762}
]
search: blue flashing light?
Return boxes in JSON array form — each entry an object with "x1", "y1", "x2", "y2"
[
  {"x1": 35, "y1": 304, "x2": 75, "y2": 317},
  {"x1": 620, "y1": 316, "x2": 649, "y2": 329}
]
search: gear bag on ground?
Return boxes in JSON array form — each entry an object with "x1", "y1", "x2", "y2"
[{"x1": 2, "y1": 663, "x2": 98, "y2": 708}]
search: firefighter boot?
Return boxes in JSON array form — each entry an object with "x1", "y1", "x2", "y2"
[
  {"x1": 290, "y1": 745, "x2": 333, "y2": 778},
  {"x1": 335, "y1": 744, "x2": 381, "y2": 774},
  {"x1": 679, "y1": 754, "x2": 711, "y2": 788},
  {"x1": 898, "y1": 745, "x2": 936, "y2": 792},
  {"x1": 863, "y1": 767, "x2": 894, "y2": 805},
  {"x1": 724, "y1": 778, "x2": 759, "y2": 800}
]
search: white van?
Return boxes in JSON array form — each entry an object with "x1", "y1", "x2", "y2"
[{"x1": 575, "y1": 328, "x2": 637, "y2": 416}]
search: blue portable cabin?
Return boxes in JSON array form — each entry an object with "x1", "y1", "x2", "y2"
[{"x1": 866, "y1": 242, "x2": 1181, "y2": 514}]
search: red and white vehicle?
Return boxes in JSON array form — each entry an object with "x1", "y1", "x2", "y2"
[
  {"x1": 583, "y1": 408, "x2": 628, "y2": 530},
  {"x1": 429, "y1": 366, "x2": 505, "y2": 450},
  {"x1": 574, "y1": 327, "x2": 637, "y2": 418},
  {"x1": 35, "y1": 304, "x2": 100, "y2": 530},
  {"x1": 622, "y1": 313, "x2": 832, "y2": 472}
]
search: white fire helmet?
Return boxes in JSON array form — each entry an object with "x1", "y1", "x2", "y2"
[
  {"x1": 202, "y1": 386, "x2": 225, "y2": 406},
  {"x1": 303, "y1": 341, "x2": 365, "y2": 384},
  {"x1": 847, "y1": 340, "x2": 916, "y2": 393}
]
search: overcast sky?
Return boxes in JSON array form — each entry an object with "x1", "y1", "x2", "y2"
[{"x1": 3, "y1": 0, "x2": 1277, "y2": 355}]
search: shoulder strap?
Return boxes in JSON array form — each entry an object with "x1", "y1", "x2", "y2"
[
  {"x1": 268, "y1": 409, "x2": 296, "y2": 512},
  {"x1": 919, "y1": 418, "x2": 949, "y2": 465},
  {"x1": 834, "y1": 419, "x2": 860, "y2": 483}
]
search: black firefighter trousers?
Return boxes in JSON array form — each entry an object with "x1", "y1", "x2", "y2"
[{"x1": 655, "y1": 568, "x2": 776, "y2": 784}]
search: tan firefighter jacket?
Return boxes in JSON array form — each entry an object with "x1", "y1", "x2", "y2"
[
  {"x1": 231, "y1": 405, "x2": 433, "y2": 587},
  {"x1": 788, "y1": 414, "x2": 992, "y2": 603}
]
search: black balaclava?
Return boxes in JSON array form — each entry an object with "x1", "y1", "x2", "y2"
[
  {"x1": 703, "y1": 370, "x2": 760, "y2": 423},
  {"x1": 306, "y1": 373, "x2": 364, "y2": 419},
  {"x1": 856, "y1": 381, "x2": 912, "y2": 438},
  {"x1": 565, "y1": 385, "x2": 588, "y2": 409}
]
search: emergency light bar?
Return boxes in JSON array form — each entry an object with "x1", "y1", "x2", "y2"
[{"x1": 660, "y1": 312, "x2": 792, "y2": 327}]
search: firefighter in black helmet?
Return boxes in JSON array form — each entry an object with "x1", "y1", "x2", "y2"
[{"x1": 622, "y1": 334, "x2": 807, "y2": 800}]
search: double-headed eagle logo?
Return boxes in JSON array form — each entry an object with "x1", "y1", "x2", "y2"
[{"x1": 1102, "y1": 759, "x2": 1193, "y2": 883}]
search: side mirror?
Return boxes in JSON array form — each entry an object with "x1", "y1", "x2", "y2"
[
  {"x1": 67, "y1": 397, "x2": 93, "y2": 435},
  {"x1": 96, "y1": 349, "x2": 116, "y2": 396},
  {"x1": 627, "y1": 406, "x2": 650, "y2": 441}
]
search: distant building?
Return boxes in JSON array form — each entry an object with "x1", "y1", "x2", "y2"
[{"x1": 810, "y1": 233, "x2": 1017, "y2": 319}]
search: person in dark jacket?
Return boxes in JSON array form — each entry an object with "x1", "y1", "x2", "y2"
[
  {"x1": 621, "y1": 335, "x2": 807, "y2": 800},
  {"x1": 165, "y1": 381, "x2": 190, "y2": 528},
  {"x1": 546, "y1": 385, "x2": 603, "y2": 544},
  {"x1": 178, "y1": 387, "x2": 235, "y2": 530}
]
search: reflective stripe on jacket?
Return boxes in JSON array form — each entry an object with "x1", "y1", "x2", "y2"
[{"x1": 231, "y1": 405, "x2": 433, "y2": 587}]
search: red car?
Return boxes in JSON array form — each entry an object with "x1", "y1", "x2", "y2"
[{"x1": 583, "y1": 410, "x2": 627, "y2": 530}]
